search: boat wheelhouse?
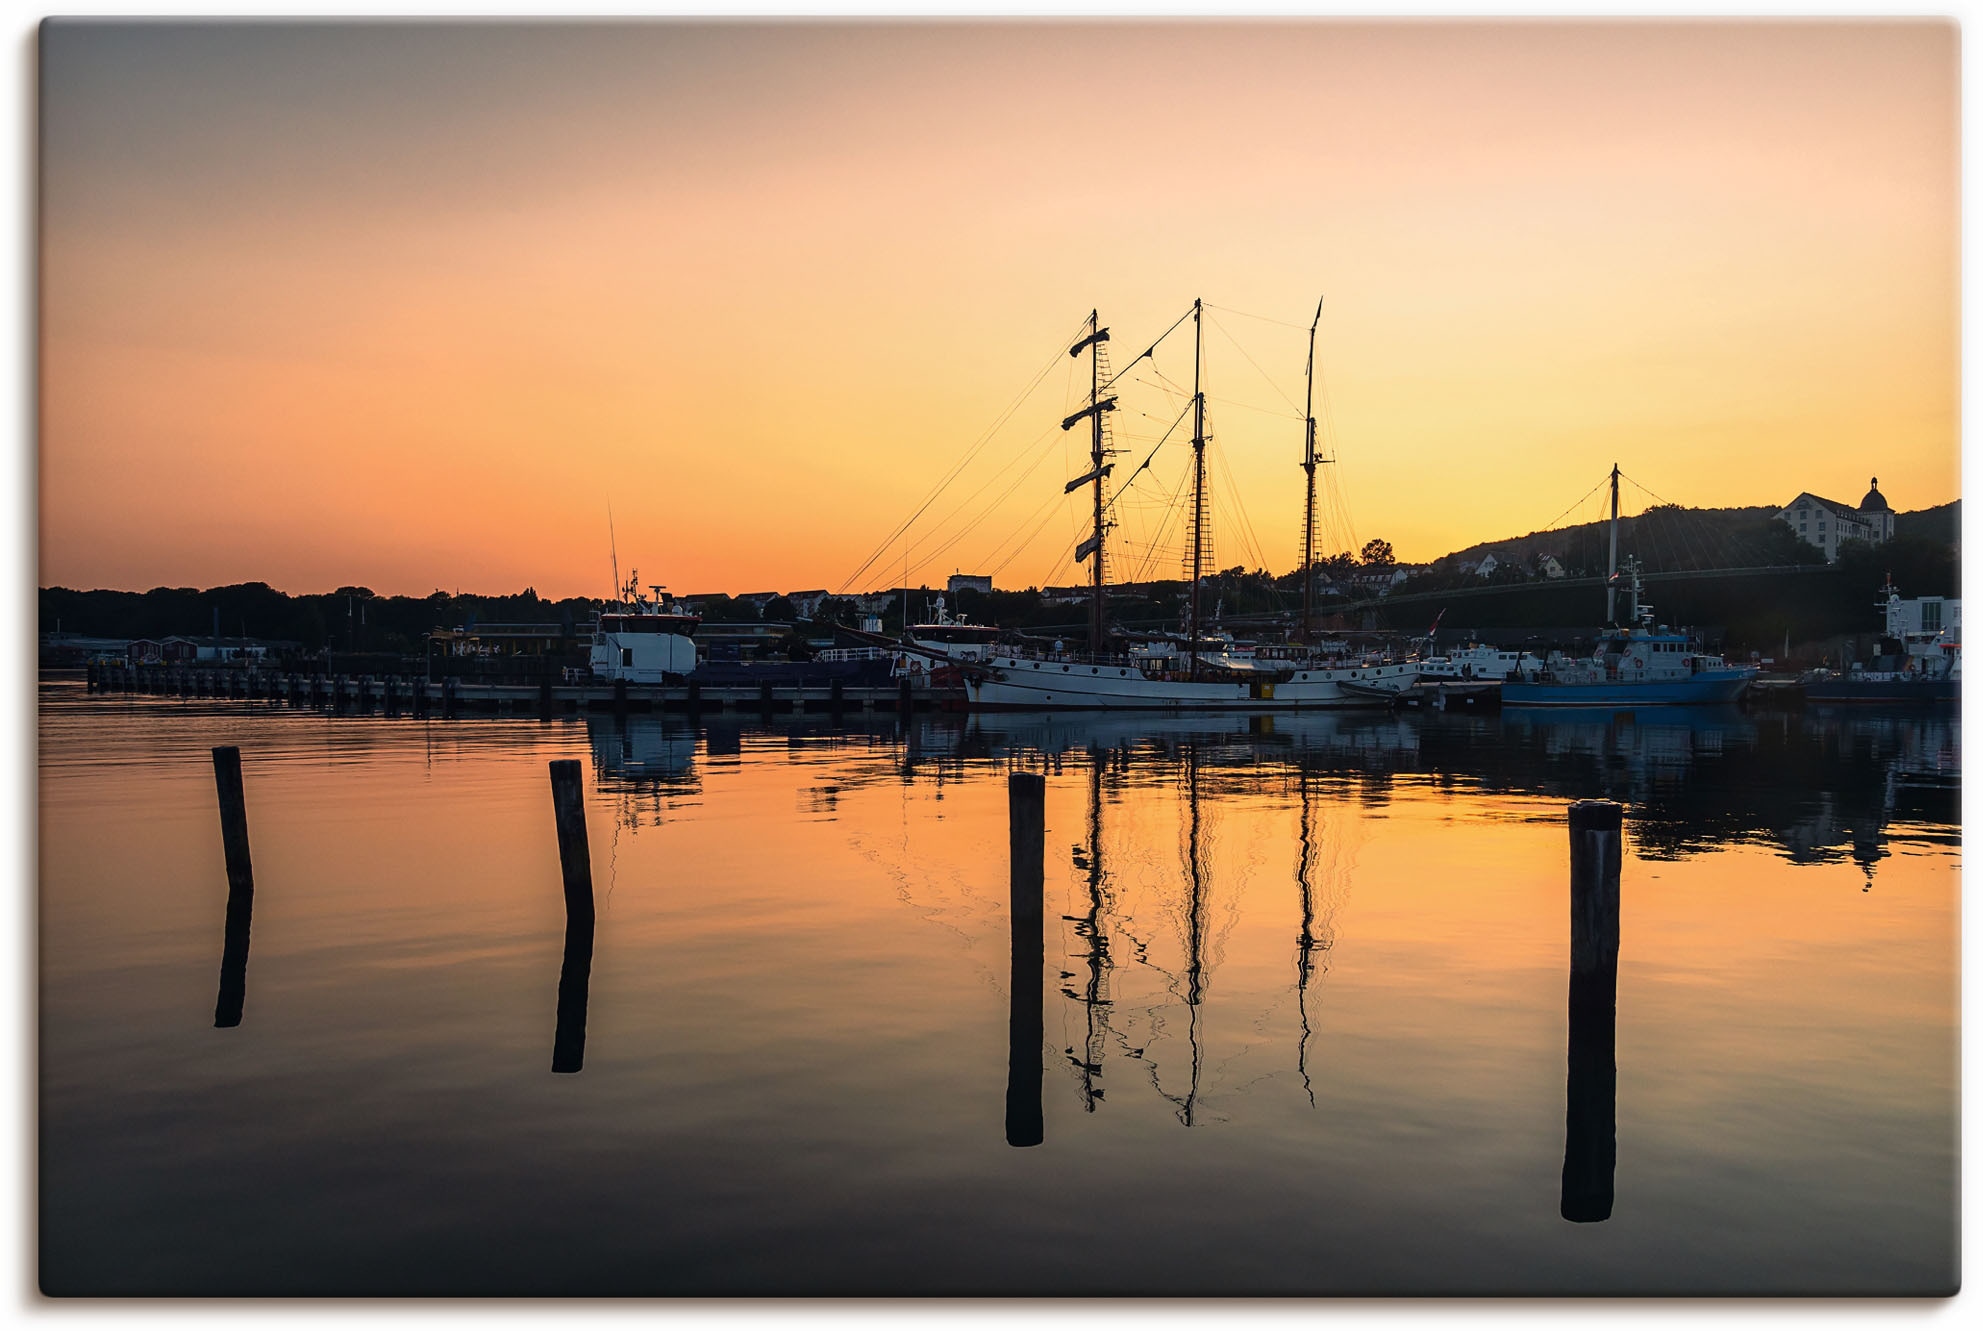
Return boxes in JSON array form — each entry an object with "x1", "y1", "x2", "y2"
[{"x1": 589, "y1": 573, "x2": 699, "y2": 683}]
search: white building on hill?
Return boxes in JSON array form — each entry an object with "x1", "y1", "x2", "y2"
[{"x1": 1777, "y1": 478, "x2": 1895, "y2": 563}]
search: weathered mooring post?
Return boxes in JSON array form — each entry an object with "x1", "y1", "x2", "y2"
[
  {"x1": 1562, "y1": 798, "x2": 1622, "y2": 1223},
  {"x1": 210, "y1": 746, "x2": 257, "y2": 1028},
  {"x1": 443, "y1": 677, "x2": 458, "y2": 718},
  {"x1": 898, "y1": 676, "x2": 913, "y2": 714},
  {"x1": 548, "y1": 760, "x2": 596, "y2": 1074},
  {"x1": 1006, "y1": 770, "x2": 1046, "y2": 1147},
  {"x1": 686, "y1": 679, "x2": 701, "y2": 715},
  {"x1": 611, "y1": 678, "x2": 628, "y2": 720},
  {"x1": 538, "y1": 679, "x2": 554, "y2": 720},
  {"x1": 829, "y1": 679, "x2": 844, "y2": 717}
]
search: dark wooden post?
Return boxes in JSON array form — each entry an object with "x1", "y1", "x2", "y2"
[
  {"x1": 611, "y1": 678, "x2": 628, "y2": 719},
  {"x1": 686, "y1": 679, "x2": 701, "y2": 714},
  {"x1": 443, "y1": 677, "x2": 458, "y2": 718},
  {"x1": 758, "y1": 680, "x2": 774, "y2": 713},
  {"x1": 898, "y1": 676, "x2": 914, "y2": 714},
  {"x1": 1006, "y1": 770, "x2": 1046, "y2": 1147},
  {"x1": 1562, "y1": 799, "x2": 1622, "y2": 1223},
  {"x1": 829, "y1": 679, "x2": 844, "y2": 716},
  {"x1": 538, "y1": 679, "x2": 554, "y2": 720},
  {"x1": 211, "y1": 746, "x2": 256, "y2": 1028},
  {"x1": 548, "y1": 760, "x2": 596, "y2": 1073}
]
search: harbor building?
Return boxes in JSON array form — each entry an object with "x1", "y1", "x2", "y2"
[
  {"x1": 1777, "y1": 479, "x2": 1895, "y2": 562},
  {"x1": 947, "y1": 573, "x2": 994, "y2": 595}
]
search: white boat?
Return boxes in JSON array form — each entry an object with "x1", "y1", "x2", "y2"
[
  {"x1": 904, "y1": 596, "x2": 1002, "y2": 663},
  {"x1": 589, "y1": 571, "x2": 699, "y2": 683},
  {"x1": 1419, "y1": 644, "x2": 1547, "y2": 682},
  {"x1": 965, "y1": 645, "x2": 1419, "y2": 710}
]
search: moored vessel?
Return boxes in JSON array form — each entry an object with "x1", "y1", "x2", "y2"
[
  {"x1": 1499, "y1": 467, "x2": 1756, "y2": 708},
  {"x1": 1802, "y1": 578, "x2": 1959, "y2": 706}
]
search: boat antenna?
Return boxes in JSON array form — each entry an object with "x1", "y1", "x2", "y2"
[
  {"x1": 1300, "y1": 296, "x2": 1324, "y2": 643},
  {"x1": 1189, "y1": 297, "x2": 1205, "y2": 680},
  {"x1": 608, "y1": 502, "x2": 623, "y2": 609}
]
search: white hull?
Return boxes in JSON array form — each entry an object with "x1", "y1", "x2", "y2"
[
  {"x1": 590, "y1": 629, "x2": 697, "y2": 683},
  {"x1": 965, "y1": 655, "x2": 1420, "y2": 710}
]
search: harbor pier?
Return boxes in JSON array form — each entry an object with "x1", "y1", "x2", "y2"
[{"x1": 78, "y1": 664, "x2": 948, "y2": 714}]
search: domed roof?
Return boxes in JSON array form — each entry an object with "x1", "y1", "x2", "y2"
[{"x1": 1859, "y1": 477, "x2": 1891, "y2": 512}]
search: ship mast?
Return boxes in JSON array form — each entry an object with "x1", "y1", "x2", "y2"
[
  {"x1": 1300, "y1": 297, "x2": 1324, "y2": 644},
  {"x1": 1064, "y1": 312, "x2": 1115, "y2": 658},
  {"x1": 1189, "y1": 298, "x2": 1206, "y2": 679},
  {"x1": 1605, "y1": 463, "x2": 1621, "y2": 626}
]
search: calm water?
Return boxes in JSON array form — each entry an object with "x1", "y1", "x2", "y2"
[{"x1": 38, "y1": 680, "x2": 1959, "y2": 1295}]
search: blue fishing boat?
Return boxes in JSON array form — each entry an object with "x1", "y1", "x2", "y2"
[{"x1": 1500, "y1": 466, "x2": 1756, "y2": 708}]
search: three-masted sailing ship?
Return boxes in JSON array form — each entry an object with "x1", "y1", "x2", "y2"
[{"x1": 960, "y1": 298, "x2": 1420, "y2": 710}]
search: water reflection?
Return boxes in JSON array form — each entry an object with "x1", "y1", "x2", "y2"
[
  {"x1": 213, "y1": 879, "x2": 253, "y2": 1029},
  {"x1": 41, "y1": 682, "x2": 1960, "y2": 1294},
  {"x1": 1005, "y1": 772, "x2": 1045, "y2": 1148}
]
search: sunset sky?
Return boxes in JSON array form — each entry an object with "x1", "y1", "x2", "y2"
[{"x1": 39, "y1": 19, "x2": 1959, "y2": 599}]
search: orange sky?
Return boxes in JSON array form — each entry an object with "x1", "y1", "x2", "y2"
[{"x1": 38, "y1": 19, "x2": 1959, "y2": 599}]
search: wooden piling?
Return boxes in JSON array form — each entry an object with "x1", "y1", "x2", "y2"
[
  {"x1": 1006, "y1": 770, "x2": 1046, "y2": 1147},
  {"x1": 548, "y1": 760, "x2": 595, "y2": 1074},
  {"x1": 211, "y1": 746, "x2": 256, "y2": 1028},
  {"x1": 1562, "y1": 798, "x2": 1622, "y2": 1223},
  {"x1": 538, "y1": 679, "x2": 554, "y2": 720},
  {"x1": 611, "y1": 678, "x2": 627, "y2": 719}
]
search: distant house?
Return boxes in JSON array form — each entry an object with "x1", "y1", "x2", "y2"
[
  {"x1": 126, "y1": 638, "x2": 163, "y2": 664},
  {"x1": 1777, "y1": 479, "x2": 1895, "y2": 563},
  {"x1": 947, "y1": 573, "x2": 994, "y2": 595},
  {"x1": 786, "y1": 590, "x2": 831, "y2": 619},
  {"x1": 1538, "y1": 555, "x2": 1567, "y2": 580},
  {"x1": 1473, "y1": 553, "x2": 1500, "y2": 579},
  {"x1": 180, "y1": 636, "x2": 273, "y2": 662}
]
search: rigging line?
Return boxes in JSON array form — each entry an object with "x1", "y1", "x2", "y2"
[
  {"x1": 979, "y1": 489, "x2": 1066, "y2": 580},
  {"x1": 1204, "y1": 394, "x2": 1305, "y2": 421},
  {"x1": 1532, "y1": 473, "x2": 1613, "y2": 544},
  {"x1": 1128, "y1": 465, "x2": 1195, "y2": 585},
  {"x1": 1095, "y1": 302, "x2": 1200, "y2": 399},
  {"x1": 989, "y1": 492, "x2": 1078, "y2": 580},
  {"x1": 902, "y1": 418, "x2": 1063, "y2": 563},
  {"x1": 838, "y1": 314, "x2": 1087, "y2": 593},
  {"x1": 1107, "y1": 398, "x2": 1197, "y2": 508},
  {"x1": 1210, "y1": 417, "x2": 1271, "y2": 573},
  {"x1": 911, "y1": 424, "x2": 1067, "y2": 577},
  {"x1": 1207, "y1": 313, "x2": 1305, "y2": 416},
  {"x1": 1205, "y1": 302, "x2": 1313, "y2": 333}
]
